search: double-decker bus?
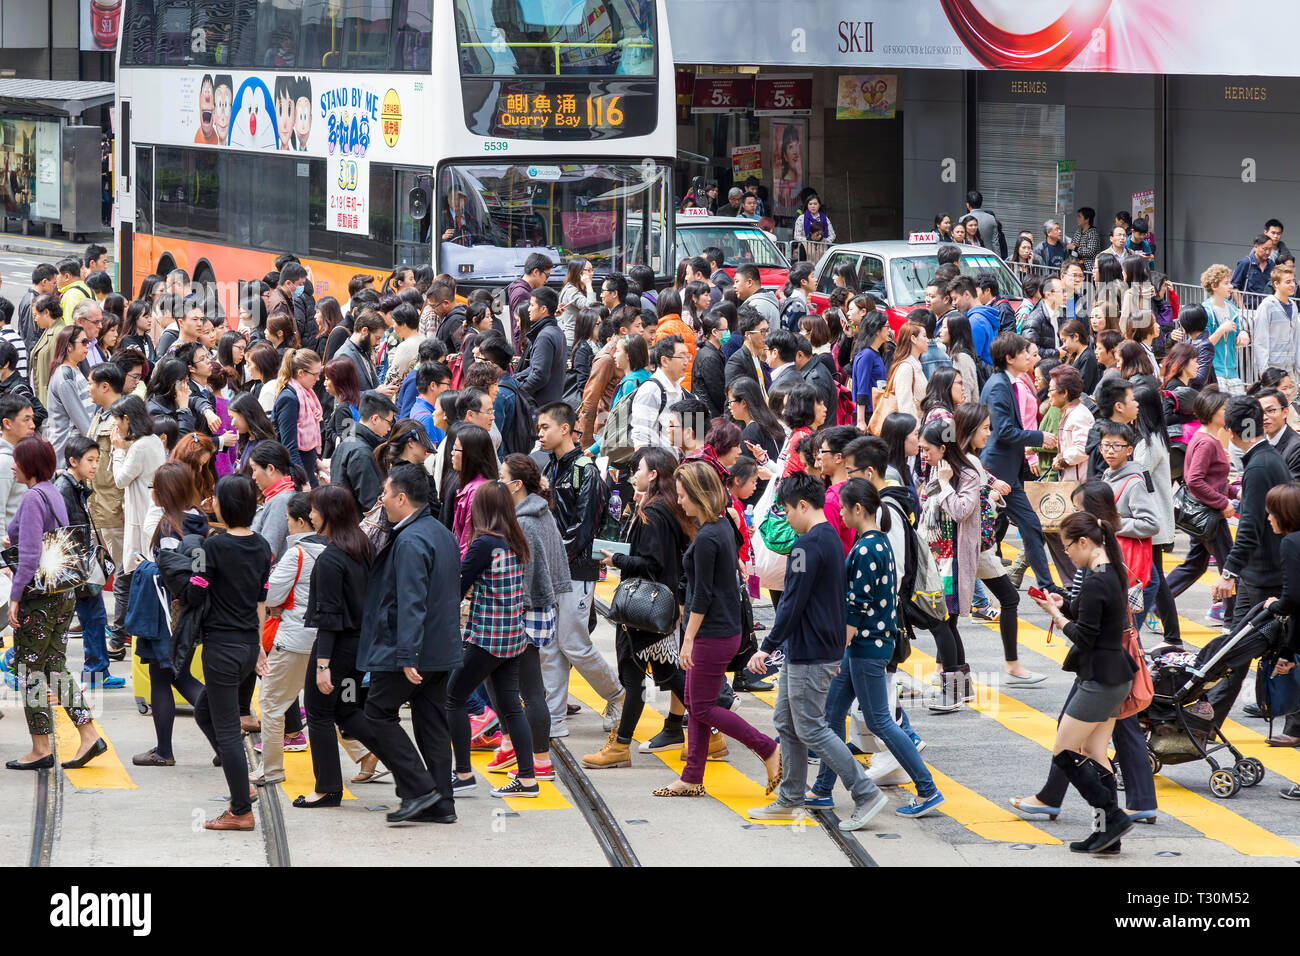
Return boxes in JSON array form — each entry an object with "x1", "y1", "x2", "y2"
[{"x1": 114, "y1": 0, "x2": 676, "y2": 310}]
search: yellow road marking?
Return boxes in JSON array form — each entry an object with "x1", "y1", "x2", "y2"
[
  {"x1": 954, "y1": 617, "x2": 1300, "y2": 857},
  {"x1": 567, "y1": 674, "x2": 803, "y2": 825},
  {"x1": 54, "y1": 709, "x2": 137, "y2": 790},
  {"x1": 746, "y1": 673, "x2": 1059, "y2": 843}
]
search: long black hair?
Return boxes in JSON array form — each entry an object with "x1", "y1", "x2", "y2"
[
  {"x1": 249, "y1": 439, "x2": 309, "y2": 490},
  {"x1": 728, "y1": 376, "x2": 783, "y2": 443},
  {"x1": 945, "y1": 314, "x2": 976, "y2": 363},
  {"x1": 919, "y1": 417, "x2": 968, "y2": 482},
  {"x1": 1133, "y1": 383, "x2": 1170, "y2": 452},
  {"x1": 838, "y1": 477, "x2": 891, "y2": 533},
  {"x1": 454, "y1": 424, "x2": 499, "y2": 486},
  {"x1": 920, "y1": 366, "x2": 959, "y2": 420},
  {"x1": 881, "y1": 412, "x2": 919, "y2": 491},
  {"x1": 1058, "y1": 510, "x2": 1129, "y2": 596}
]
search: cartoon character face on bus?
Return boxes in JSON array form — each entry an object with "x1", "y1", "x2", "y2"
[
  {"x1": 228, "y1": 77, "x2": 279, "y2": 150},
  {"x1": 274, "y1": 76, "x2": 295, "y2": 151},
  {"x1": 292, "y1": 77, "x2": 312, "y2": 151},
  {"x1": 214, "y1": 75, "x2": 233, "y2": 144},
  {"x1": 195, "y1": 75, "x2": 216, "y2": 143}
]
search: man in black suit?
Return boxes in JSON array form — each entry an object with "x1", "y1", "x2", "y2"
[
  {"x1": 359, "y1": 463, "x2": 463, "y2": 824},
  {"x1": 979, "y1": 332, "x2": 1058, "y2": 593},
  {"x1": 1258, "y1": 387, "x2": 1300, "y2": 480},
  {"x1": 724, "y1": 304, "x2": 772, "y2": 394}
]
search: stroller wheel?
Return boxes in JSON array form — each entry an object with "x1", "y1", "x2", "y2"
[
  {"x1": 1148, "y1": 751, "x2": 1162, "y2": 776},
  {"x1": 1235, "y1": 758, "x2": 1264, "y2": 787},
  {"x1": 1209, "y1": 768, "x2": 1241, "y2": 798}
]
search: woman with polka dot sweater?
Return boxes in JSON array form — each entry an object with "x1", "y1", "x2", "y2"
[{"x1": 806, "y1": 478, "x2": 945, "y2": 819}]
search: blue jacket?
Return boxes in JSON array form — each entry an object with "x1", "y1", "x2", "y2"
[
  {"x1": 358, "y1": 506, "x2": 464, "y2": 672},
  {"x1": 965, "y1": 304, "x2": 999, "y2": 364},
  {"x1": 397, "y1": 367, "x2": 419, "y2": 418},
  {"x1": 979, "y1": 371, "x2": 1042, "y2": 484}
]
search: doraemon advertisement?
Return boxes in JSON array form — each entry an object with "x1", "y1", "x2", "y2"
[{"x1": 157, "y1": 70, "x2": 418, "y2": 163}]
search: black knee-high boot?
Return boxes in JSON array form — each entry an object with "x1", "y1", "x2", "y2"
[{"x1": 1052, "y1": 750, "x2": 1131, "y2": 853}]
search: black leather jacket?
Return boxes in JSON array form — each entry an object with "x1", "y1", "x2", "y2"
[{"x1": 543, "y1": 444, "x2": 601, "y2": 582}]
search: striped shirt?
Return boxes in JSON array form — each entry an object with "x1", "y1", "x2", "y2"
[{"x1": 0, "y1": 325, "x2": 28, "y2": 380}]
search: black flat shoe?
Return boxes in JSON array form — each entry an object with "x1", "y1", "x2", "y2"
[
  {"x1": 292, "y1": 791, "x2": 343, "y2": 808},
  {"x1": 61, "y1": 738, "x2": 108, "y2": 769},
  {"x1": 7, "y1": 754, "x2": 54, "y2": 770}
]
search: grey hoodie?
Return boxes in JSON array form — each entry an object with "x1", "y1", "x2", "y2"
[
  {"x1": 515, "y1": 492, "x2": 573, "y2": 609},
  {"x1": 1102, "y1": 460, "x2": 1160, "y2": 541},
  {"x1": 265, "y1": 532, "x2": 329, "y2": 654}
]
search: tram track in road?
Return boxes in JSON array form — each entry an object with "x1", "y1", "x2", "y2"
[
  {"x1": 29, "y1": 753, "x2": 62, "y2": 868},
  {"x1": 592, "y1": 596, "x2": 877, "y2": 866},
  {"x1": 550, "y1": 740, "x2": 641, "y2": 867},
  {"x1": 245, "y1": 734, "x2": 291, "y2": 867}
]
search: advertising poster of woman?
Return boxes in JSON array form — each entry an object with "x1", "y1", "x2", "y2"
[{"x1": 771, "y1": 120, "x2": 804, "y2": 221}]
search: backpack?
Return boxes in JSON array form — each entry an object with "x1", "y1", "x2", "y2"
[
  {"x1": 445, "y1": 352, "x2": 464, "y2": 391},
  {"x1": 779, "y1": 294, "x2": 809, "y2": 332},
  {"x1": 601, "y1": 377, "x2": 667, "y2": 466},
  {"x1": 498, "y1": 377, "x2": 538, "y2": 455},
  {"x1": 881, "y1": 489, "x2": 947, "y2": 626},
  {"x1": 974, "y1": 355, "x2": 993, "y2": 393},
  {"x1": 989, "y1": 211, "x2": 1008, "y2": 259}
]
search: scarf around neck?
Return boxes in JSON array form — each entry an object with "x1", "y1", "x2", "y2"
[{"x1": 288, "y1": 378, "x2": 323, "y2": 453}]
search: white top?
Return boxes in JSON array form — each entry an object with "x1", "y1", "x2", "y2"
[{"x1": 112, "y1": 434, "x2": 167, "y2": 572}]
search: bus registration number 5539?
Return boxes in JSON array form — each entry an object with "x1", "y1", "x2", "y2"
[{"x1": 484, "y1": 141, "x2": 509, "y2": 152}]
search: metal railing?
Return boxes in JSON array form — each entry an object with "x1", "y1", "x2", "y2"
[{"x1": 778, "y1": 239, "x2": 832, "y2": 266}]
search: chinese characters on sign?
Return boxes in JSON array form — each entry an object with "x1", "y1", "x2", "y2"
[
  {"x1": 327, "y1": 155, "x2": 369, "y2": 234},
  {"x1": 497, "y1": 92, "x2": 621, "y2": 130}
]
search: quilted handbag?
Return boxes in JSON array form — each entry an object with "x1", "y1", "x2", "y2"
[
  {"x1": 1172, "y1": 482, "x2": 1222, "y2": 540},
  {"x1": 607, "y1": 577, "x2": 679, "y2": 636}
]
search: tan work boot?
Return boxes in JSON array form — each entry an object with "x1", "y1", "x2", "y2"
[
  {"x1": 679, "y1": 730, "x2": 729, "y2": 761},
  {"x1": 581, "y1": 730, "x2": 631, "y2": 769}
]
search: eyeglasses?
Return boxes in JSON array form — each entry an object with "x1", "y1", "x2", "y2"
[{"x1": 1099, "y1": 442, "x2": 1132, "y2": 452}]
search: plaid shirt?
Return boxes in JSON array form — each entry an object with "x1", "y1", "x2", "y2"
[{"x1": 464, "y1": 547, "x2": 527, "y2": 657}]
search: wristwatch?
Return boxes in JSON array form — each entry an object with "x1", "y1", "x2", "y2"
[
  {"x1": 1221, "y1": 570, "x2": 1237, "y2": 581},
  {"x1": 317, "y1": 664, "x2": 330, "y2": 671}
]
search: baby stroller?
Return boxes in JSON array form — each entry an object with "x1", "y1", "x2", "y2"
[{"x1": 1137, "y1": 604, "x2": 1289, "y2": 798}]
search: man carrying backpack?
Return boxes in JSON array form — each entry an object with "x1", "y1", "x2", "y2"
[
  {"x1": 477, "y1": 332, "x2": 535, "y2": 457},
  {"x1": 537, "y1": 401, "x2": 625, "y2": 739},
  {"x1": 964, "y1": 190, "x2": 1007, "y2": 258}
]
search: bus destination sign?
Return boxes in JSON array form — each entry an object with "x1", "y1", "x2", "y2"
[{"x1": 463, "y1": 79, "x2": 657, "y2": 141}]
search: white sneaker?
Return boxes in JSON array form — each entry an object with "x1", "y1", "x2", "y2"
[
  {"x1": 839, "y1": 791, "x2": 889, "y2": 831},
  {"x1": 748, "y1": 800, "x2": 804, "y2": 820},
  {"x1": 602, "y1": 693, "x2": 625, "y2": 733},
  {"x1": 866, "y1": 751, "x2": 909, "y2": 787}
]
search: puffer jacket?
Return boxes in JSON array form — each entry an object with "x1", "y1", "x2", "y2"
[
  {"x1": 265, "y1": 532, "x2": 328, "y2": 654},
  {"x1": 514, "y1": 492, "x2": 573, "y2": 608}
]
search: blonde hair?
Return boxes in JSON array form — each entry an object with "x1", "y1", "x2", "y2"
[
  {"x1": 675, "y1": 460, "x2": 728, "y2": 523},
  {"x1": 275, "y1": 348, "x2": 322, "y2": 393},
  {"x1": 1274, "y1": 263, "x2": 1296, "y2": 287},
  {"x1": 1200, "y1": 263, "x2": 1231, "y2": 295}
]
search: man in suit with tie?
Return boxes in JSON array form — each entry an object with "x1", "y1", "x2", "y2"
[
  {"x1": 725, "y1": 304, "x2": 773, "y2": 396},
  {"x1": 980, "y1": 332, "x2": 1059, "y2": 593}
]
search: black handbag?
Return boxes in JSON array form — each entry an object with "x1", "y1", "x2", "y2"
[
  {"x1": 607, "y1": 577, "x2": 678, "y2": 636},
  {"x1": 1173, "y1": 482, "x2": 1222, "y2": 539}
]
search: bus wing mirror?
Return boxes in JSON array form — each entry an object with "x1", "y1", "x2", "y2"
[{"x1": 408, "y1": 186, "x2": 429, "y2": 221}]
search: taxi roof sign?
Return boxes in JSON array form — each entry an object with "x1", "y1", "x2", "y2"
[
  {"x1": 908, "y1": 231, "x2": 939, "y2": 244},
  {"x1": 679, "y1": 206, "x2": 710, "y2": 217}
]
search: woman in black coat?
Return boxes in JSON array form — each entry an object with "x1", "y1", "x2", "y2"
[
  {"x1": 295, "y1": 484, "x2": 384, "y2": 806},
  {"x1": 585, "y1": 447, "x2": 691, "y2": 767},
  {"x1": 690, "y1": 311, "x2": 728, "y2": 419},
  {"x1": 1028, "y1": 511, "x2": 1138, "y2": 855}
]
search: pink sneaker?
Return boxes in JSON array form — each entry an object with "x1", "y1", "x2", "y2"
[
  {"x1": 471, "y1": 729, "x2": 502, "y2": 751},
  {"x1": 469, "y1": 708, "x2": 499, "y2": 739},
  {"x1": 283, "y1": 732, "x2": 308, "y2": 752},
  {"x1": 485, "y1": 747, "x2": 517, "y2": 773}
]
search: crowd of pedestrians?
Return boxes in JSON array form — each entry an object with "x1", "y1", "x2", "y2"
[{"x1": 0, "y1": 219, "x2": 1297, "y2": 854}]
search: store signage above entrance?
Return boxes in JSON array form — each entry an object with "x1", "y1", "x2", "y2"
[
  {"x1": 754, "y1": 75, "x2": 813, "y2": 115},
  {"x1": 691, "y1": 76, "x2": 754, "y2": 114},
  {"x1": 666, "y1": 0, "x2": 1300, "y2": 77}
]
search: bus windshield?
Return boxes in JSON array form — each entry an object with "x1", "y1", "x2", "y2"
[
  {"x1": 889, "y1": 252, "x2": 1025, "y2": 306},
  {"x1": 437, "y1": 161, "x2": 670, "y2": 281},
  {"x1": 677, "y1": 226, "x2": 788, "y2": 270},
  {"x1": 455, "y1": 0, "x2": 655, "y2": 76}
]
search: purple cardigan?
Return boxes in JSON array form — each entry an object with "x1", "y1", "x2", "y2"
[{"x1": 7, "y1": 481, "x2": 69, "y2": 596}]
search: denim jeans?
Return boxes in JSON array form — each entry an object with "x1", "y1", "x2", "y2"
[
  {"x1": 773, "y1": 660, "x2": 879, "y2": 807},
  {"x1": 75, "y1": 592, "x2": 109, "y2": 675},
  {"x1": 812, "y1": 654, "x2": 937, "y2": 799},
  {"x1": 972, "y1": 579, "x2": 990, "y2": 610}
]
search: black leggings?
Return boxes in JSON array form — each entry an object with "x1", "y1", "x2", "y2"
[
  {"x1": 980, "y1": 573, "x2": 1022, "y2": 663},
  {"x1": 303, "y1": 634, "x2": 383, "y2": 794},
  {"x1": 148, "y1": 656, "x2": 205, "y2": 761},
  {"x1": 922, "y1": 614, "x2": 966, "y2": 670},
  {"x1": 448, "y1": 644, "x2": 533, "y2": 777},
  {"x1": 485, "y1": 643, "x2": 550, "y2": 757},
  {"x1": 239, "y1": 669, "x2": 304, "y2": 733},
  {"x1": 615, "y1": 627, "x2": 685, "y2": 743}
]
